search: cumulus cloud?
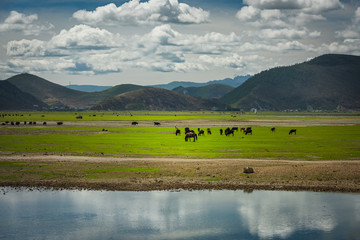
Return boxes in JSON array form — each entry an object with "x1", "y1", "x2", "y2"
[
  {"x1": 336, "y1": 7, "x2": 360, "y2": 39},
  {"x1": 7, "y1": 39, "x2": 47, "y2": 57},
  {"x1": 50, "y1": 24, "x2": 121, "y2": 49},
  {"x1": 73, "y1": 0, "x2": 210, "y2": 25},
  {"x1": 235, "y1": 0, "x2": 343, "y2": 44},
  {"x1": 0, "y1": 11, "x2": 54, "y2": 35},
  {"x1": 243, "y1": 0, "x2": 343, "y2": 14}
]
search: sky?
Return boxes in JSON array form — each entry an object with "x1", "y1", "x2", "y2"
[{"x1": 0, "y1": 0, "x2": 359, "y2": 86}]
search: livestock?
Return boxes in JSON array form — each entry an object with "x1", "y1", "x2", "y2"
[
  {"x1": 131, "y1": 121, "x2": 138, "y2": 126},
  {"x1": 289, "y1": 129, "x2": 297, "y2": 135},
  {"x1": 175, "y1": 129, "x2": 181, "y2": 135},
  {"x1": 207, "y1": 128, "x2": 212, "y2": 135},
  {"x1": 198, "y1": 129, "x2": 205, "y2": 136},
  {"x1": 231, "y1": 127, "x2": 238, "y2": 132},
  {"x1": 154, "y1": 122, "x2": 160, "y2": 126},
  {"x1": 76, "y1": 116, "x2": 83, "y2": 119},
  {"x1": 220, "y1": 129, "x2": 223, "y2": 135},
  {"x1": 240, "y1": 127, "x2": 246, "y2": 132},
  {"x1": 185, "y1": 131, "x2": 197, "y2": 142},
  {"x1": 271, "y1": 127, "x2": 275, "y2": 132},
  {"x1": 225, "y1": 128, "x2": 234, "y2": 136},
  {"x1": 244, "y1": 127, "x2": 252, "y2": 135},
  {"x1": 57, "y1": 122, "x2": 63, "y2": 125},
  {"x1": 43, "y1": 122, "x2": 47, "y2": 125}
]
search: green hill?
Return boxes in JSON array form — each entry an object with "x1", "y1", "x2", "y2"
[
  {"x1": 91, "y1": 88, "x2": 229, "y2": 111},
  {"x1": 172, "y1": 84, "x2": 234, "y2": 99},
  {"x1": 7, "y1": 73, "x2": 90, "y2": 108},
  {"x1": 6, "y1": 73, "x2": 146, "y2": 109},
  {"x1": 0, "y1": 80, "x2": 48, "y2": 110},
  {"x1": 221, "y1": 54, "x2": 360, "y2": 111}
]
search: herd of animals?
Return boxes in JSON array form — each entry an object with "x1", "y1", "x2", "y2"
[
  {"x1": 132, "y1": 121, "x2": 297, "y2": 142},
  {"x1": 1, "y1": 114, "x2": 297, "y2": 142},
  {"x1": 177, "y1": 126, "x2": 296, "y2": 142}
]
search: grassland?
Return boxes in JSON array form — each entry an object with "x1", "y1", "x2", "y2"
[{"x1": 1, "y1": 111, "x2": 359, "y2": 192}]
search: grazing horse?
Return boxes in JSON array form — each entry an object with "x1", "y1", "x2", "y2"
[
  {"x1": 198, "y1": 129, "x2": 205, "y2": 136},
  {"x1": 271, "y1": 127, "x2": 275, "y2": 132},
  {"x1": 244, "y1": 127, "x2": 252, "y2": 135},
  {"x1": 289, "y1": 129, "x2": 297, "y2": 135},
  {"x1": 175, "y1": 129, "x2": 181, "y2": 135},
  {"x1": 131, "y1": 121, "x2": 138, "y2": 126},
  {"x1": 207, "y1": 128, "x2": 212, "y2": 135},
  {"x1": 240, "y1": 127, "x2": 246, "y2": 132},
  {"x1": 57, "y1": 122, "x2": 63, "y2": 125},
  {"x1": 220, "y1": 129, "x2": 223, "y2": 135},
  {"x1": 245, "y1": 129, "x2": 252, "y2": 135},
  {"x1": 154, "y1": 122, "x2": 160, "y2": 126},
  {"x1": 185, "y1": 131, "x2": 197, "y2": 142},
  {"x1": 225, "y1": 128, "x2": 234, "y2": 136}
]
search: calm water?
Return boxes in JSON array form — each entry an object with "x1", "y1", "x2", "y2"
[{"x1": 0, "y1": 189, "x2": 359, "y2": 240}]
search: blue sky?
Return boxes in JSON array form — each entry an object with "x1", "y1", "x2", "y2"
[{"x1": 1, "y1": 0, "x2": 359, "y2": 86}]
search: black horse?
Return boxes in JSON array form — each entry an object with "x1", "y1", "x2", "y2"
[
  {"x1": 244, "y1": 127, "x2": 252, "y2": 135},
  {"x1": 271, "y1": 127, "x2": 275, "y2": 132},
  {"x1": 154, "y1": 122, "x2": 160, "y2": 126},
  {"x1": 131, "y1": 121, "x2": 138, "y2": 126},
  {"x1": 185, "y1": 131, "x2": 197, "y2": 142},
  {"x1": 289, "y1": 129, "x2": 297, "y2": 135},
  {"x1": 198, "y1": 129, "x2": 205, "y2": 136},
  {"x1": 225, "y1": 128, "x2": 234, "y2": 136},
  {"x1": 176, "y1": 129, "x2": 181, "y2": 135}
]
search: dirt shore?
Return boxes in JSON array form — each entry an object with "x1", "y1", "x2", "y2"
[{"x1": 1, "y1": 154, "x2": 359, "y2": 193}]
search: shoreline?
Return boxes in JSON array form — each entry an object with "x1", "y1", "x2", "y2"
[{"x1": 1, "y1": 154, "x2": 359, "y2": 193}]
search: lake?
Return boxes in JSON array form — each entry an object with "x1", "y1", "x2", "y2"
[{"x1": 0, "y1": 188, "x2": 359, "y2": 240}]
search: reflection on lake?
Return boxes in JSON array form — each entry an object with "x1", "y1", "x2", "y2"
[{"x1": 0, "y1": 189, "x2": 359, "y2": 239}]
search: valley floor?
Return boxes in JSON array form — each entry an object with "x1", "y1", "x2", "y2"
[{"x1": 1, "y1": 154, "x2": 359, "y2": 193}]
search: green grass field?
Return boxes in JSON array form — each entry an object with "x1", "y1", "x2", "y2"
[{"x1": 1, "y1": 112, "x2": 359, "y2": 160}]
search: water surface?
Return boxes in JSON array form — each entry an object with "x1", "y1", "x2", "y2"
[{"x1": 0, "y1": 189, "x2": 359, "y2": 239}]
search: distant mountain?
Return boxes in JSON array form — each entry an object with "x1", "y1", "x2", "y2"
[
  {"x1": 221, "y1": 54, "x2": 360, "y2": 111},
  {"x1": 66, "y1": 85, "x2": 112, "y2": 92},
  {"x1": 6, "y1": 73, "x2": 146, "y2": 109},
  {"x1": 91, "y1": 88, "x2": 229, "y2": 111},
  {"x1": 150, "y1": 75, "x2": 251, "y2": 90},
  {"x1": 172, "y1": 84, "x2": 234, "y2": 99},
  {"x1": 7, "y1": 73, "x2": 91, "y2": 108},
  {"x1": 0, "y1": 80, "x2": 48, "y2": 110}
]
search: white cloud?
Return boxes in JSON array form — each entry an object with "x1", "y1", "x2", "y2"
[
  {"x1": 0, "y1": 11, "x2": 54, "y2": 35},
  {"x1": 256, "y1": 28, "x2": 320, "y2": 39},
  {"x1": 7, "y1": 39, "x2": 47, "y2": 57},
  {"x1": 73, "y1": 0, "x2": 210, "y2": 26},
  {"x1": 243, "y1": 0, "x2": 343, "y2": 14},
  {"x1": 49, "y1": 24, "x2": 121, "y2": 49},
  {"x1": 336, "y1": 7, "x2": 360, "y2": 39}
]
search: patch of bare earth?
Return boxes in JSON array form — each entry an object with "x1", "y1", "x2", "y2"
[{"x1": 1, "y1": 154, "x2": 359, "y2": 193}]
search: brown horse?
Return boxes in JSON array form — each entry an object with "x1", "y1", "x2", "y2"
[{"x1": 185, "y1": 131, "x2": 197, "y2": 142}]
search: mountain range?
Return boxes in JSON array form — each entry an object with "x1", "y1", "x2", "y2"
[
  {"x1": 221, "y1": 54, "x2": 360, "y2": 111},
  {"x1": 65, "y1": 75, "x2": 251, "y2": 92},
  {"x1": 1, "y1": 54, "x2": 359, "y2": 111}
]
